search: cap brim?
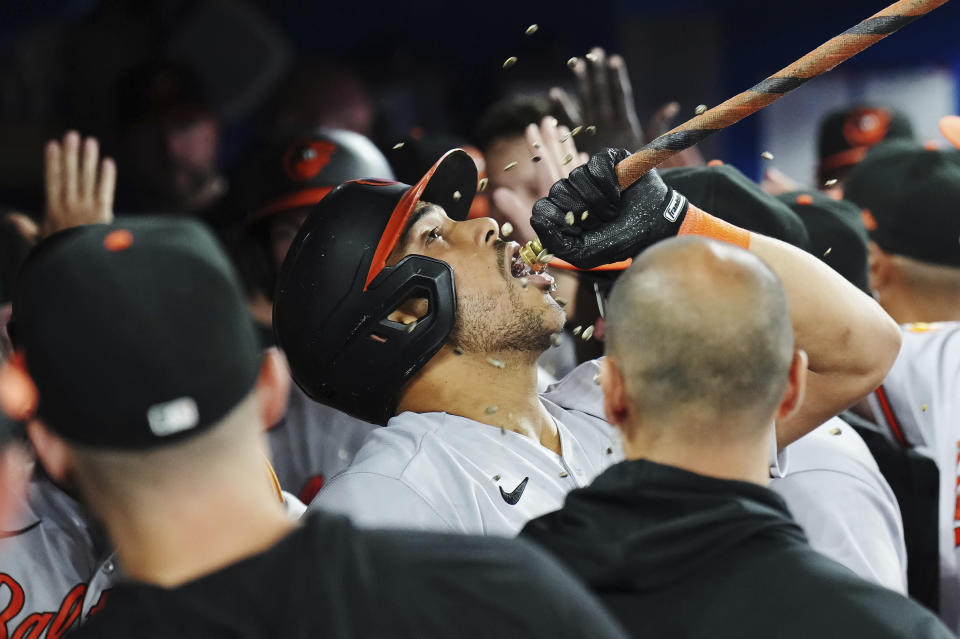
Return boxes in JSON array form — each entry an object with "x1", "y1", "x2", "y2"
[
  {"x1": 940, "y1": 115, "x2": 960, "y2": 151},
  {"x1": 364, "y1": 149, "x2": 478, "y2": 290}
]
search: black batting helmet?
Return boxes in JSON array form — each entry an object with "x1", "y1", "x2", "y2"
[{"x1": 274, "y1": 149, "x2": 477, "y2": 425}]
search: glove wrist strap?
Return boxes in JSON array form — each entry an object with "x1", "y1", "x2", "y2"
[{"x1": 677, "y1": 204, "x2": 751, "y2": 249}]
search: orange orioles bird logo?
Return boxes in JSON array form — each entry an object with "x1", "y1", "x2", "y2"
[{"x1": 283, "y1": 141, "x2": 337, "y2": 181}]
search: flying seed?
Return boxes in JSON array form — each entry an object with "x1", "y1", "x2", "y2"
[
  {"x1": 567, "y1": 57, "x2": 579, "y2": 69},
  {"x1": 554, "y1": 296, "x2": 568, "y2": 307},
  {"x1": 829, "y1": 427, "x2": 841, "y2": 436},
  {"x1": 571, "y1": 125, "x2": 583, "y2": 136},
  {"x1": 581, "y1": 325, "x2": 595, "y2": 340},
  {"x1": 453, "y1": 346, "x2": 464, "y2": 355},
  {"x1": 922, "y1": 404, "x2": 928, "y2": 412},
  {"x1": 525, "y1": 24, "x2": 538, "y2": 35},
  {"x1": 695, "y1": 104, "x2": 708, "y2": 115},
  {"x1": 823, "y1": 247, "x2": 832, "y2": 256},
  {"x1": 487, "y1": 357, "x2": 506, "y2": 369},
  {"x1": 581, "y1": 210, "x2": 589, "y2": 221},
  {"x1": 532, "y1": 141, "x2": 541, "y2": 149},
  {"x1": 520, "y1": 279, "x2": 528, "y2": 289},
  {"x1": 478, "y1": 177, "x2": 488, "y2": 192},
  {"x1": 559, "y1": 132, "x2": 570, "y2": 143},
  {"x1": 493, "y1": 474, "x2": 501, "y2": 481},
  {"x1": 585, "y1": 125, "x2": 597, "y2": 135},
  {"x1": 407, "y1": 321, "x2": 417, "y2": 333},
  {"x1": 594, "y1": 374, "x2": 601, "y2": 385},
  {"x1": 536, "y1": 248, "x2": 550, "y2": 262},
  {"x1": 550, "y1": 333, "x2": 563, "y2": 347},
  {"x1": 761, "y1": 151, "x2": 774, "y2": 160},
  {"x1": 572, "y1": 325, "x2": 582, "y2": 336},
  {"x1": 585, "y1": 51, "x2": 600, "y2": 62},
  {"x1": 500, "y1": 427, "x2": 506, "y2": 435},
  {"x1": 392, "y1": 142, "x2": 405, "y2": 150},
  {"x1": 561, "y1": 153, "x2": 573, "y2": 165},
  {"x1": 559, "y1": 471, "x2": 569, "y2": 478},
  {"x1": 503, "y1": 56, "x2": 518, "y2": 69},
  {"x1": 538, "y1": 251, "x2": 555, "y2": 264},
  {"x1": 606, "y1": 447, "x2": 613, "y2": 454},
  {"x1": 564, "y1": 211, "x2": 575, "y2": 225},
  {"x1": 501, "y1": 222, "x2": 514, "y2": 237},
  {"x1": 532, "y1": 155, "x2": 542, "y2": 163},
  {"x1": 824, "y1": 178, "x2": 838, "y2": 187},
  {"x1": 452, "y1": 190, "x2": 462, "y2": 201},
  {"x1": 486, "y1": 405, "x2": 499, "y2": 415},
  {"x1": 504, "y1": 161, "x2": 519, "y2": 171}
]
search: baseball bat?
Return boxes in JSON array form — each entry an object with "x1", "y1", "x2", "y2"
[{"x1": 615, "y1": 0, "x2": 952, "y2": 190}]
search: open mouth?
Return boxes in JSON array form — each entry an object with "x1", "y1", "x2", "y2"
[{"x1": 507, "y1": 243, "x2": 555, "y2": 290}]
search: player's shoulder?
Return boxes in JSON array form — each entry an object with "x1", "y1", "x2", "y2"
[
  {"x1": 336, "y1": 411, "x2": 446, "y2": 476},
  {"x1": 781, "y1": 418, "x2": 879, "y2": 478}
]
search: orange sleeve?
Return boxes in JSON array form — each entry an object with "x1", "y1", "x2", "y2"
[{"x1": 677, "y1": 204, "x2": 750, "y2": 249}]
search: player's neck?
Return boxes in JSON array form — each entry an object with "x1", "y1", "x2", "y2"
[
  {"x1": 397, "y1": 345, "x2": 561, "y2": 454},
  {"x1": 94, "y1": 448, "x2": 296, "y2": 587},
  {"x1": 881, "y1": 286, "x2": 960, "y2": 325},
  {"x1": 621, "y1": 419, "x2": 771, "y2": 486}
]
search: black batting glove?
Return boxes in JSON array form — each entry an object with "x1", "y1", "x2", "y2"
[{"x1": 531, "y1": 148, "x2": 689, "y2": 269}]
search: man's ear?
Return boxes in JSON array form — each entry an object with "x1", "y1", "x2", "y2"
[
  {"x1": 258, "y1": 348, "x2": 291, "y2": 431},
  {"x1": 868, "y1": 242, "x2": 891, "y2": 295},
  {"x1": 600, "y1": 357, "x2": 630, "y2": 433},
  {"x1": 26, "y1": 419, "x2": 72, "y2": 485},
  {"x1": 386, "y1": 297, "x2": 430, "y2": 326},
  {"x1": 776, "y1": 349, "x2": 808, "y2": 424}
]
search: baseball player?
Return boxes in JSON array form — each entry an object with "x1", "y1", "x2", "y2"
[
  {"x1": 274, "y1": 146, "x2": 900, "y2": 536},
  {"x1": 235, "y1": 127, "x2": 393, "y2": 502},
  {"x1": 842, "y1": 135, "x2": 960, "y2": 630},
  {"x1": 12, "y1": 217, "x2": 628, "y2": 639}
]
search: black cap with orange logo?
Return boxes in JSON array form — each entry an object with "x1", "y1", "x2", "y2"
[
  {"x1": 816, "y1": 105, "x2": 914, "y2": 184},
  {"x1": 845, "y1": 140, "x2": 960, "y2": 267},
  {"x1": 10, "y1": 218, "x2": 261, "y2": 449}
]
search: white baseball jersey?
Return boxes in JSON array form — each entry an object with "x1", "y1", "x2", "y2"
[
  {"x1": 867, "y1": 321, "x2": 960, "y2": 630},
  {"x1": 0, "y1": 476, "x2": 115, "y2": 638},
  {"x1": 770, "y1": 417, "x2": 907, "y2": 593},
  {"x1": 312, "y1": 360, "x2": 788, "y2": 536},
  {"x1": 267, "y1": 384, "x2": 378, "y2": 502}
]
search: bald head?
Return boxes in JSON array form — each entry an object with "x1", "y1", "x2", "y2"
[{"x1": 605, "y1": 237, "x2": 794, "y2": 440}]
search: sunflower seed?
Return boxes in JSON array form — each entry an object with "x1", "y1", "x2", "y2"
[
  {"x1": 823, "y1": 247, "x2": 832, "y2": 256},
  {"x1": 761, "y1": 151, "x2": 774, "y2": 160},
  {"x1": 550, "y1": 333, "x2": 563, "y2": 347},
  {"x1": 452, "y1": 190, "x2": 462, "y2": 201},
  {"x1": 520, "y1": 279, "x2": 528, "y2": 289},
  {"x1": 503, "y1": 56, "x2": 518, "y2": 69},
  {"x1": 581, "y1": 210, "x2": 589, "y2": 221},
  {"x1": 554, "y1": 296, "x2": 568, "y2": 307},
  {"x1": 922, "y1": 404, "x2": 928, "y2": 412},
  {"x1": 504, "y1": 161, "x2": 519, "y2": 171},
  {"x1": 606, "y1": 447, "x2": 613, "y2": 454},
  {"x1": 501, "y1": 222, "x2": 513, "y2": 237},
  {"x1": 485, "y1": 405, "x2": 499, "y2": 415},
  {"x1": 824, "y1": 178, "x2": 838, "y2": 187},
  {"x1": 571, "y1": 125, "x2": 583, "y2": 136},
  {"x1": 478, "y1": 177, "x2": 489, "y2": 192},
  {"x1": 532, "y1": 141, "x2": 541, "y2": 149},
  {"x1": 695, "y1": 104, "x2": 708, "y2": 115},
  {"x1": 493, "y1": 474, "x2": 501, "y2": 481},
  {"x1": 407, "y1": 321, "x2": 417, "y2": 333},
  {"x1": 525, "y1": 24, "x2": 538, "y2": 35},
  {"x1": 559, "y1": 132, "x2": 570, "y2": 143},
  {"x1": 500, "y1": 427, "x2": 506, "y2": 435},
  {"x1": 561, "y1": 153, "x2": 573, "y2": 165},
  {"x1": 829, "y1": 427, "x2": 841, "y2": 436},
  {"x1": 486, "y1": 357, "x2": 506, "y2": 369},
  {"x1": 536, "y1": 248, "x2": 550, "y2": 262},
  {"x1": 392, "y1": 142, "x2": 405, "y2": 150},
  {"x1": 585, "y1": 51, "x2": 600, "y2": 62},
  {"x1": 559, "y1": 470, "x2": 569, "y2": 478},
  {"x1": 564, "y1": 211, "x2": 575, "y2": 226},
  {"x1": 453, "y1": 346, "x2": 464, "y2": 355},
  {"x1": 594, "y1": 374, "x2": 601, "y2": 385},
  {"x1": 572, "y1": 325, "x2": 582, "y2": 336},
  {"x1": 538, "y1": 250, "x2": 554, "y2": 264},
  {"x1": 567, "y1": 57, "x2": 579, "y2": 69},
  {"x1": 581, "y1": 325, "x2": 595, "y2": 340},
  {"x1": 585, "y1": 125, "x2": 597, "y2": 135}
]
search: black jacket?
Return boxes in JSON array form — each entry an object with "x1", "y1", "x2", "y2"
[
  {"x1": 70, "y1": 511, "x2": 628, "y2": 639},
  {"x1": 521, "y1": 459, "x2": 951, "y2": 639}
]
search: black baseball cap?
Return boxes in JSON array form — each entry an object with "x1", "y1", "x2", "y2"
[
  {"x1": 776, "y1": 191, "x2": 870, "y2": 293},
  {"x1": 844, "y1": 140, "x2": 960, "y2": 267},
  {"x1": 11, "y1": 218, "x2": 262, "y2": 449},
  {"x1": 816, "y1": 105, "x2": 914, "y2": 184},
  {"x1": 661, "y1": 164, "x2": 810, "y2": 250}
]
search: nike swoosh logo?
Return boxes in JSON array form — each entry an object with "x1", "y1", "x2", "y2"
[{"x1": 499, "y1": 477, "x2": 529, "y2": 505}]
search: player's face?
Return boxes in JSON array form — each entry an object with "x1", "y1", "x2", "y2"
[{"x1": 393, "y1": 203, "x2": 565, "y2": 353}]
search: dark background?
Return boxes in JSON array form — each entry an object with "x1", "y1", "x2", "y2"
[{"x1": 1, "y1": 0, "x2": 958, "y2": 211}]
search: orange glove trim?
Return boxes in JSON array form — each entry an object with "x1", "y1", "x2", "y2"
[{"x1": 677, "y1": 204, "x2": 750, "y2": 249}]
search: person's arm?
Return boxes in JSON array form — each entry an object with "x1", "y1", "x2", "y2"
[{"x1": 532, "y1": 149, "x2": 900, "y2": 448}]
